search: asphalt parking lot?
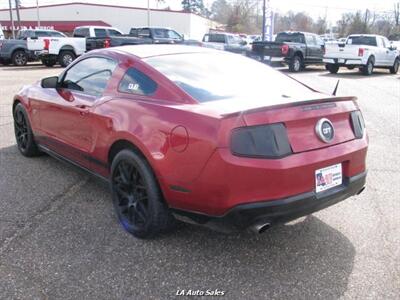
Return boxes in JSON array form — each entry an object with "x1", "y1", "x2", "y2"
[{"x1": 0, "y1": 63, "x2": 399, "y2": 300}]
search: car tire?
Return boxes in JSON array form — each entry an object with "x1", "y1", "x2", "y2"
[
  {"x1": 12, "y1": 50, "x2": 28, "y2": 66},
  {"x1": 110, "y1": 149, "x2": 176, "y2": 239},
  {"x1": 361, "y1": 57, "x2": 374, "y2": 75},
  {"x1": 326, "y1": 64, "x2": 339, "y2": 74},
  {"x1": 41, "y1": 58, "x2": 56, "y2": 67},
  {"x1": 347, "y1": 66, "x2": 355, "y2": 70},
  {"x1": 389, "y1": 58, "x2": 399, "y2": 74},
  {"x1": 13, "y1": 103, "x2": 41, "y2": 157},
  {"x1": 58, "y1": 51, "x2": 76, "y2": 67},
  {"x1": 289, "y1": 55, "x2": 302, "y2": 72}
]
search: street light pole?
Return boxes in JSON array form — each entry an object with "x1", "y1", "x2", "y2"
[
  {"x1": 36, "y1": 0, "x2": 40, "y2": 27},
  {"x1": 8, "y1": 0, "x2": 15, "y2": 38}
]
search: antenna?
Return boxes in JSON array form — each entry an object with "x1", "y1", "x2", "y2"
[{"x1": 332, "y1": 80, "x2": 340, "y2": 96}]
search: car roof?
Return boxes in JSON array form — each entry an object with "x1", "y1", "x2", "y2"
[
  {"x1": 75, "y1": 26, "x2": 120, "y2": 30},
  {"x1": 111, "y1": 44, "x2": 217, "y2": 59}
]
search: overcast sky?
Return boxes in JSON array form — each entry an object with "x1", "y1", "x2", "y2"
[{"x1": 3, "y1": 0, "x2": 399, "y2": 23}]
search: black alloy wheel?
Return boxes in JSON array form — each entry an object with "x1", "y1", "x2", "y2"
[
  {"x1": 13, "y1": 103, "x2": 41, "y2": 156},
  {"x1": 111, "y1": 150, "x2": 176, "y2": 238}
]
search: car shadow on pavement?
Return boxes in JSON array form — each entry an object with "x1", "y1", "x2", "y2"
[{"x1": 0, "y1": 144, "x2": 355, "y2": 300}]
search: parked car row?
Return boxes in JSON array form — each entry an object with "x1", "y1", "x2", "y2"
[
  {"x1": 251, "y1": 31, "x2": 400, "y2": 75},
  {"x1": 0, "y1": 26, "x2": 198, "y2": 67}
]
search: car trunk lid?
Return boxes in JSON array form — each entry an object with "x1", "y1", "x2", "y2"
[{"x1": 241, "y1": 97, "x2": 357, "y2": 153}]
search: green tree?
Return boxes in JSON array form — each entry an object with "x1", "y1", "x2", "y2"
[{"x1": 181, "y1": 0, "x2": 208, "y2": 16}]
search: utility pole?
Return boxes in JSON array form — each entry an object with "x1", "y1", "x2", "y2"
[
  {"x1": 36, "y1": 0, "x2": 40, "y2": 27},
  {"x1": 147, "y1": 0, "x2": 150, "y2": 27},
  {"x1": 262, "y1": 0, "x2": 266, "y2": 41},
  {"x1": 14, "y1": 0, "x2": 21, "y2": 29},
  {"x1": 8, "y1": 0, "x2": 15, "y2": 38}
]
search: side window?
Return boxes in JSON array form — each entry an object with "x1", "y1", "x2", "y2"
[
  {"x1": 94, "y1": 29, "x2": 107, "y2": 38},
  {"x1": 167, "y1": 30, "x2": 182, "y2": 40},
  {"x1": 316, "y1": 36, "x2": 324, "y2": 46},
  {"x1": 108, "y1": 29, "x2": 121, "y2": 36},
  {"x1": 119, "y1": 68, "x2": 157, "y2": 96},
  {"x1": 305, "y1": 35, "x2": 315, "y2": 45},
  {"x1": 139, "y1": 28, "x2": 151, "y2": 38},
  {"x1": 62, "y1": 57, "x2": 117, "y2": 98},
  {"x1": 130, "y1": 29, "x2": 138, "y2": 37}
]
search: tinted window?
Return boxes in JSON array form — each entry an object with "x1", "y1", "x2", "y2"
[
  {"x1": 139, "y1": 29, "x2": 151, "y2": 37},
  {"x1": 94, "y1": 29, "x2": 107, "y2": 38},
  {"x1": 153, "y1": 29, "x2": 182, "y2": 40},
  {"x1": 204, "y1": 34, "x2": 226, "y2": 43},
  {"x1": 145, "y1": 52, "x2": 315, "y2": 103},
  {"x1": 62, "y1": 57, "x2": 117, "y2": 97},
  {"x1": 347, "y1": 36, "x2": 377, "y2": 46},
  {"x1": 305, "y1": 35, "x2": 316, "y2": 45},
  {"x1": 73, "y1": 28, "x2": 90, "y2": 37},
  {"x1": 47, "y1": 31, "x2": 66, "y2": 37},
  {"x1": 130, "y1": 28, "x2": 138, "y2": 36},
  {"x1": 119, "y1": 68, "x2": 157, "y2": 96},
  {"x1": 276, "y1": 32, "x2": 305, "y2": 43},
  {"x1": 108, "y1": 29, "x2": 122, "y2": 36}
]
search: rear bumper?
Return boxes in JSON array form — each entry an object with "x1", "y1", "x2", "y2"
[
  {"x1": 172, "y1": 171, "x2": 366, "y2": 232},
  {"x1": 324, "y1": 58, "x2": 365, "y2": 66}
]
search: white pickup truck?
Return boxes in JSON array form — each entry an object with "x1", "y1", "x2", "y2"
[
  {"x1": 27, "y1": 30, "x2": 86, "y2": 67},
  {"x1": 324, "y1": 34, "x2": 399, "y2": 75}
]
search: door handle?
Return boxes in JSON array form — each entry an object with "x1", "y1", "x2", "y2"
[{"x1": 75, "y1": 104, "x2": 89, "y2": 116}]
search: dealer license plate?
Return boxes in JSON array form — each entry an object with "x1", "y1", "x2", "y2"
[{"x1": 315, "y1": 164, "x2": 342, "y2": 193}]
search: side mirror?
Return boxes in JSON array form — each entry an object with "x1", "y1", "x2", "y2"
[
  {"x1": 389, "y1": 45, "x2": 397, "y2": 51},
  {"x1": 240, "y1": 40, "x2": 247, "y2": 46},
  {"x1": 41, "y1": 76, "x2": 59, "y2": 88}
]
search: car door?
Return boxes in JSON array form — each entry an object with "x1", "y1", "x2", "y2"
[
  {"x1": 314, "y1": 35, "x2": 325, "y2": 62},
  {"x1": 39, "y1": 56, "x2": 117, "y2": 168},
  {"x1": 382, "y1": 37, "x2": 397, "y2": 66},
  {"x1": 304, "y1": 34, "x2": 318, "y2": 62},
  {"x1": 373, "y1": 37, "x2": 386, "y2": 66}
]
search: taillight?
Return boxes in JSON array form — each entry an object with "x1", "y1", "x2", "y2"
[
  {"x1": 104, "y1": 38, "x2": 111, "y2": 48},
  {"x1": 350, "y1": 111, "x2": 366, "y2": 139},
  {"x1": 358, "y1": 48, "x2": 364, "y2": 56},
  {"x1": 281, "y1": 44, "x2": 289, "y2": 55},
  {"x1": 0, "y1": 42, "x2": 3, "y2": 49},
  {"x1": 231, "y1": 123, "x2": 292, "y2": 158},
  {"x1": 44, "y1": 38, "x2": 50, "y2": 50}
]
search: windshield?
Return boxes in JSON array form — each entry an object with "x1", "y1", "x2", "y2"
[
  {"x1": 347, "y1": 36, "x2": 377, "y2": 46},
  {"x1": 145, "y1": 52, "x2": 315, "y2": 103},
  {"x1": 275, "y1": 33, "x2": 304, "y2": 43}
]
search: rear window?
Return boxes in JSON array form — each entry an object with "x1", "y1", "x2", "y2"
[
  {"x1": 276, "y1": 32, "x2": 305, "y2": 43},
  {"x1": 347, "y1": 36, "x2": 377, "y2": 46},
  {"x1": 203, "y1": 34, "x2": 226, "y2": 43},
  {"x1": 145, "y1": 52, "x2": 315, "y2": 103},
  {"x1": 94, "y1": 29, "x2": 107, "y2": 38}
]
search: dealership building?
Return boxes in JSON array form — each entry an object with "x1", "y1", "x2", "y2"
[{"x1": 0, "y1": 2, "x2": 219, "y2": 40}]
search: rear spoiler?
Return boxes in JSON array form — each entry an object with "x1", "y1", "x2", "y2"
[{"x1": 220, "y1": 96, "x2": 357, "y2": 119}]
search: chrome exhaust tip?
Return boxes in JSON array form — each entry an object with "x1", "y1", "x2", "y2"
[{"x1": 249, "y1": 222, "x2": 271, "y2": 234}]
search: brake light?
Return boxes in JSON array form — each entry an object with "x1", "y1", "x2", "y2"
[
  {"x1": 43, "y1": 39, "x2": 50, "y2": 50},
  {"x1": 104, "y1": 38, "x2": 111, "y2": 48},
  {"x1": 0, "y1": 41, "x2": 3, "y2": 49},
  {"x1": 231, "y1": 123, "x2": 292, "y2": 158},
  {"x1": 281, "y1": 44, "x2": 289, "y2": 55},
  {"x1": 358, "y1": 48, "x2": 364, "y2": 56},
  {"x1": 350, "y1": 111, "x2": 366, "y2": 139}
]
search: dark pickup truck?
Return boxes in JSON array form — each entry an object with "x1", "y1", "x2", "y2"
[
  {"x1": 252, "y1": 31, "x2": 325, "y2": 72},
  {"x1": 73, "y1": 26, "x2": 151, "y2": 51},
  {"x1": 129, "y1": 27, "x2": 184, "y2": 44},
  {"x1": 0, "y1": 29, "x2": 65, "y2": 66}
]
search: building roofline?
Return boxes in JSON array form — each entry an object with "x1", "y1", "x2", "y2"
[{"x1": 1, "y1": 1, "x2": 186, "y2": 15}]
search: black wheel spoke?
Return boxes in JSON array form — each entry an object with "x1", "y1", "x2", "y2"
[{"x1": 113, "y1": 158, "x2": 150, "y2": 230}]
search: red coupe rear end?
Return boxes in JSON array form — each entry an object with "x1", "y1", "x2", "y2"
[{"x1": 13, "y1": 45, "x2": 367, "y2": 237}]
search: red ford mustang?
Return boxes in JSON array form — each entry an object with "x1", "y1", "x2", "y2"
[{"x1": 13, "y1": 45, "x2": 368, "y2": 238}]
